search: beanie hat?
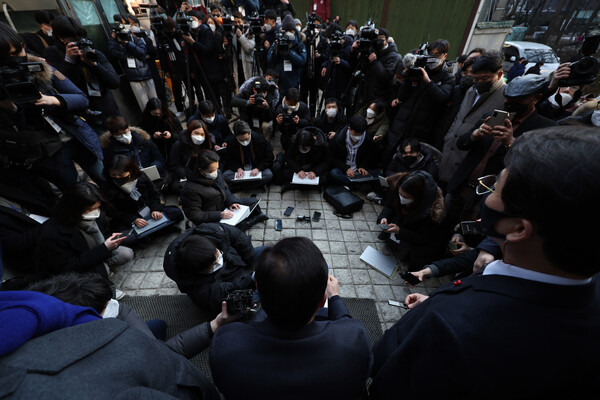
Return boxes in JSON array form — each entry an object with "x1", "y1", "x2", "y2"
[{"x1": 281, "y1": 14, "x2": 296, "y2": 31}]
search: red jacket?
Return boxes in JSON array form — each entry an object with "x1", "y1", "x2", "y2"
[{"x1": 311, "y1": 0, "x2": 330, "y2": 20}]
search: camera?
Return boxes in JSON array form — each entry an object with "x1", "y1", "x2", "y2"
[
  {"x1": 225, "y1": 289, "x2": 259, "y2": 316},
  {"x1": 405, "y1": 54, "x2": 429, "y2": 81},
  {"x1": 275, "y1": 32, "x2": 290, "y2": 53},
  {"x1": 305, "y1": 11, "x2": 318, "y2": 39},
  {"x1": 221, "y1": 14, "x2": 234, "y2": 39},
  {"x1": 329, "y1": 31, "x2": 343, "y2": 57},
  {"x1": 357, "y1": 18, "x2": 377, "y2": 57},
  {"x1": 150, "y1": 9, "x2": 167, "y2": 31},
  {"x1": 559, "y1": 56, "x2": 600, "y2": 87},
  {"x1": 0, "y1": 62, "x2": 44, "y2": 103},
  {"x1": 254, "y1": 93, "x2": 265, "y2": 106},
  {"x1": 282, "y1": 112, "x2": 294, "y2": 125},
  {"x1": 175, "y1": 11, "x2": 191, "y2": 35},
  {"x1": 74, "y1": 38, "x2": 98, "y2": 63},
  {"x1": 112, "y1": 24, "x2": 132, "y2": 43},
  {"x1": 247, "y1": 11, "x2": 263, "y2": 37},
  {"x1": 296, "y1": 215, "x2": 311, "y2": 222}
]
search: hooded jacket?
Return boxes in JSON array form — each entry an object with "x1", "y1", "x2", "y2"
[
  {"x1": 267, "y1": 29, "x2": 307, "y2": 95},
  {"x1": 100, "y1": 127, "x2": 165, "y2": 174}
]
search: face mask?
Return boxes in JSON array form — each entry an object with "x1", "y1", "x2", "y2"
[
  {"x1": 208, "y1": 24, "x2": 216, "y2": 32},
  {"x1": 284, "y1": 102, "x2": 299, "y2": 112},
  {"x1": 426, "y1": 57, "x2": 442, "y2": 69},
  {"x1": 113, "y1": 176, "x2": 131, "y2": 186},
  {"x1": 345, "y1": 28, "x2": 356, "y2": 36},
  {"x1": 203, "y1": 170, "x2": 218, "y2": 179},
  {"x1": 120, "y1": 179, "x2": 138, "y2": 194},
  {"x1": 286, "y1": 31, "x2": 296, "y2": 40},
  {"x1": 592, "y1": 110, "x2": 600, "y2": 127},
  {"x1": 115, "y1": 132, "x2": 132, "y2": 144},
  {"x1": 263, "y1": 24, "x2": 272, "y2": 32},
  {"x1": 375, "y1": 39, "x2": 385, "y2": 51},
  {"x1": 47, "y1": 30, "x2": 53, "y2": 37},
  {"x1": 402, "y1": 155, "x2": 417, "y2": 165},
  {"x1": 131, "y1": 26, "x2": 141, "y2": 33},
  {"x1": 296, "y1": 25, "x2": 302, "y2": 31},
  {"x1": 212, "y1": 250, "x2": 224, "y2": 273},
  {"x1": 549, "y1": 93, "x2": 573, "y2": 109},
  {"x1": 479, "y1": 193, "x2": 514, "y2": 240},
  {"x1": 326, "y1": 108, "x2": 338, "y2": 118},
  {"x1": 238, "y1": 138, "x2": 251, "y2": 146},
  {"x1": 475, "y1": 80, "x2": 494, "y2": 94},
  {"x1": 399, "y1": 193, "x2": 414, "y2": 205},
  {"x1": 350, "y1": 134, "x2": 363, "y2": 142},
  {"x1": 366, "y1": 109, "x2": 376, "y2": 118},
  {"x1": 191, "y1": 21, "x2": 199, "y2": 29},
  {"x1": 191, "y1": 134, "x2": 205, "y2": 145},
  {"x1": 460, "y1": 75, "x2": 474, "y2": 90},
  {"x1": 504, "y1": 101, "x2": 530, "y2": 117},
  {"x1": 203, "y1": 115, "x2": 215, "y2": 123},
  {"x1": 82, "y1": 208, "x2": 100, "y2": 221},
  {"x1": 299, "y1": 147, "x2": 310, "y2": 154}
]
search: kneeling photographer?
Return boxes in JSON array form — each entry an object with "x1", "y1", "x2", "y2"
[
  {"x1": 44, "y1": 16, "x2": 121, "y2": 128},
  {"x1": 0, "y1": 22, "x2": 105, "y2": 189}
]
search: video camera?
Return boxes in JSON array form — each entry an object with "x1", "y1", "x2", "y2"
[
  {"x1": 329, "y1": 31, "x2": 343, "y2": 57},
  {"x1": 305, "y1": 11, "x2": 318, "y2": 39},
  {"x1": 221, "y1": 13, "x2": 234, "y2": 39},
  {"x1": 0, "y1": 62, "x2": 44, "y2": 103},
  {"x1": 112, "y1": 24, "x2": 132, "y2": 43},
  {"x1": 559, "y1": 27, "x2": 600, "y2": 87},
  {"x1": 405, "y1": 54, "x2": 429, "y2": 81},
  {"x1": 74, "y1": 38, "x2": 98, "y2": 63},
  {"x1": 275, "y1": 31, "x2": 291, "y2": 53},
  {"x1": 357, "y1": 18, "x2": 378, "y2": 57},
  {"x1": 247, "y1": 11, "x2": 263, "y2": 37},
  {"x1": 175, "y1": 11, "x2": 192, "y2": 35},
  {"x1": 225, "y1": 289, "x2": 259, "y2": 316},
  {"x1": 149, "y1": 8, "x2": 167, "y2": 31}
]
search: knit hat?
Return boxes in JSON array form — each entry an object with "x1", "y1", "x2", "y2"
[{"x1": 281, "y1": 14, "x2": 296, "y2": 31}]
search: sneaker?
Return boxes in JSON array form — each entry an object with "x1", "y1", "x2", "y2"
[
  {"x1": 113, "y1": 289, "x2": 125, "y2": 300},
  {"x1": 367, "y1": 191, "x2": 378, "y2": 200}
]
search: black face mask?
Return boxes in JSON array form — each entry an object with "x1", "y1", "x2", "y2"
[
  {"x1": 475, "y1": 80, "x2": 494, "y2": 94},
  {"x1": 402, "y1": 155, "x2": 418, "y2": 165},
  {"x1": 113, "y1": 176, "x2": 131, "y2": 186},
  {"x1": 375, "y1": 39, "x2": 385, "y2": 51},
  {"x1": 479, "y1": 193, "x2": 515, "y2": 240},
  {"x1": 460, "y1": 75, "x2": 474, "y2": 90},
  {"x1": 504, "y1": 101, "x2": 530, "y2": 117}
]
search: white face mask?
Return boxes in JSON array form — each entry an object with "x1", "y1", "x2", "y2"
[
  {"x1": 299, "y1": 147, "x2": 310, "y2": 154},
  {"x1": 345, "y1": 28, "x2": 356, "y2": 36},
  {"x1": 47, "y1": 30, "x2": 53, "y2": 37},
  {"x1": 366, "y1": 108, "x2": 376, "y2": 118},
  {"x1": 212, "y1": 250, "x2": 224, "y2": 273},
  {"x1": 399, "y1": 193, "x2": 414, "y2": 205},
  {"x1": 549, "y1": 92, "x2": 573, "y2": 109},
  {"x1": 208, "y1": 23, "x2": 216, "y2": 32},
  {"x1": 350, "y1": 134, "x2": 363, "y2": 143},
  {"x1": 263, "y1": 23, "x2": 271, "y2": 32},
  {"x1": 203, "y1": 115, "x2": 215, "y2": 123},
  {"x1": 204, "y1": 170, "x2": 218, "y2": 179},
  {"x1": 191, "y1": 134, "x2": 205, "y2": 145},
  {"x1": 120, "y1": 179, "x2": 138, "y2": 194},
  {"x1": 102, "y1": 298, "x2": 120, "y2": 318},
  {"x1": 283, "y1": 100, "x2": 299, "y2": 112},
  {"x1": 115, "y1": 132, "x2": 132, "y2": 144},
  {"x1": 592, "y1": 110, "x2": 600, "y2": 127},
  {"x1": 82, "y1": 208, "x2": 100, "y2": 221},
  {"x1": 426, "y1": 57, "x2": 442, "y2": 69},
  {"x1": 191, "y1": 21, "x2": 199, "y2": 29},
  {"x1": 286, "y1": 31, "x2": 296, "y2": 40},
  {"x1": 238, "y1": 138, "x2": 251, "y2": 146},
  {"x1": 326, "y1": 108, "x2": 338, "y2": 118}
]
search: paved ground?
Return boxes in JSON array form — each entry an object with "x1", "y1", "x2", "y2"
[{"x1": 109, "y1": 184, "x2": 452, "y2": 333}]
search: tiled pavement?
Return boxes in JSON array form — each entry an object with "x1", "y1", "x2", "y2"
[{"x1": 108, "y1": 184, "x2": 453, "y2": 333}]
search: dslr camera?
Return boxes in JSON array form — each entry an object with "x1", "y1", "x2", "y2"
[
  {"x1": 74, "y1": 38, "x2": 98, "y2": 63},
  {"x1": 405, "y1": 54, "x2": 429, "y2": 81},
  {"x1": 282, "y1": 111, "x2": 294, "y2": 125},
  {"x1": 225, "y1": 289, "x2": 259, "y2": 316},
  {"x1": 0, "y1": 62, "x2": 44, "y2": 103},
  {"x1": 559, "y1": 27, "x2": 600, "y2": 87}
]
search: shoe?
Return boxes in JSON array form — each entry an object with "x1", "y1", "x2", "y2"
[
  {"x1": 113, "y1": 289, "x2": 125, "y2": 300},
  {"x1": 367, "y1": 191, "x2": 383, "y2": 205}
]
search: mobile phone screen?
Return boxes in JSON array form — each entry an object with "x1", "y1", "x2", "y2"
[
  {"x1": 284, "y1": 207, "x2": 294, "y2": 216},
  {"x1": 275, "y1": 219, "x2": 282, "y2": 231}
]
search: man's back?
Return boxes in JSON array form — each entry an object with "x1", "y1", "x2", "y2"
[{"x1": 210, "y1": 296, "x2": 372, "y2": 400}]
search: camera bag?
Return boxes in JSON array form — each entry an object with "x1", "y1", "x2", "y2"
[{"x1": 323, "y1": 185, "x2": 364, "y2": 217}]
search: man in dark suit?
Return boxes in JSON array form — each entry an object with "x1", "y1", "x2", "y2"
[
  {"x1": 209, "y1": 237, "x2": 372, "y2": 400},
  {"x1": 370, "y1": 126, "x2": 600, "y2": 399}
]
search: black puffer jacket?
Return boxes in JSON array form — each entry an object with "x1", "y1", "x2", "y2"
[
  {"x1": 163, "y1": 223, "x2": 255, "y2": 315},
  {"x1": 180, "y1": 168, "x2": 238, "y2": 225}
]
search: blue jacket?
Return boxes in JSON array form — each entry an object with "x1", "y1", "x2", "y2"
[
  {"x1": 108, "y1": 37, "x2": 152, "y2": 81},
  {"x1": 507, "y1": 62, "x2": 526, "y2": 82},
  {"x1": 267, "y1": 30, "x2": 306, "y2": 95}
]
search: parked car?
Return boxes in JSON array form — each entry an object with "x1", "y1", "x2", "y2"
[{"x1": 502, "y1": 41, "x2": 561, "y2": 77}]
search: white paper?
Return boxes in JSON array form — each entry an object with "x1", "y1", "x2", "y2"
[
  {"x1": 292, "y1": 173, "x2": 320, "y2": 185},
  {"x1": 283, "y1": 60, "x2": 292, "y2": 72},
  {"x1": 141, "y1": 165, "x2": 161, "y2": 181},
  {"x1": 360, "y1": 246, "x2": 398, "y2": 278},
  {"x1": 379, "y1": 175, "x2": 389, "y2": 188},
  {"x1": 232, "y1": 170, "x2": 262, "y2": 181},
  {"x1": 28, "y1": 213, "x2": 49, "y2": 224},
  {"x1": 220, "y1": 200, "x2": 261, "y2": 226}
]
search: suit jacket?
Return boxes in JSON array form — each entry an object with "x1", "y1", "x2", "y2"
[
  {"x1": 209, "y1": 295, "x2": 373, "y2": 400},
  {"x1": 369, "y1": 273, "x2": 600, "y2": 399},
  {"x1": 0, "y1": 318, "x2": 219, "y2": 399}
]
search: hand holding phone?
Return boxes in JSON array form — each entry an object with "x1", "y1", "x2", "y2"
[
  {"x1": 378, "y1": 223, "x2": 390, "y2": 231},
  {"x1": 486, "y1": 109, "x2": 513, "y2": 128},
  {"x1": 400, "y1": 271, "x2": 421, "y2": 286}
]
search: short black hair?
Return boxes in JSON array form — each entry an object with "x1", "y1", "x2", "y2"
[
  {"x1": 34, "y1": 10, "x2": 54, "y2": 25},
  {"x1": 255, "y1": 237, "x2": 328, "y2": 330},
  {"x1": 264, "y1": 9, "x2": 277, "y2": 20},
  {"x1": 0, "y1": 22, "x2": 23, "y2": 58},
  {"x1": 325, "y1": 97, "x2": 340, "y2": 108},
  {"x1": 176, "y1": 234, "x2": 217, "y2": 274},
  {"x1": 468, "y1": 47, "x2": 486, "y2": 56},
  {"x1": 456, "y1": 54, "x2": 468, "y2": 64},
  {"x1": 108, "y1": 154, "x2": 142, "y2": 180},
  {"x1": 471, "y1": 51, "x2": 504, "y2": 74},
  {"x1": 371, "y1": 101, "x2": 386, "y2": 114},
  {"x1": 286, "y1": 87, "x2": 300, "y2": 102},
  {"x1": 27, "y1": 272, "x2": 112, "y2": 314},
  {"x1": 54, "y1": 182, "x2": 106, "y2": 226},
  {"x1": 233, "y1": 120, "x2": 251, "y2": 136},
  {"x1": 348, "y1": 114, "x2": 367, "y2": 133},
  {"x1": 193, "y1": 149, "x2": 220, "y2": 170},
  {"x1": 52, "y1": 15, "x2": 87, "y2": 40},
  {"x1": 503, "y1": 126, "x2": 600, "y2": 277},
  {"x1": 295, "y1": 129, "x2": 316, "y2": 148},
  {"x1": 198, "y1": 100, "x2": 215, "y2": 116},
  {"x1": 346, "y1": 20, "x2": 358, "y2": 29},
  {"x1": 462, "y1": 56, "x2": 477, "y2": 71},
  {"x1": 427, "y1": 39, "x2": 449, "y2": 54},
  {"x1": 400, "y1": 137, "x2": 421, "y2": 153},
  {"x1": 265, "y1": 68, "x2": 279, "y2": 79},
  {"x1": 378, "y1": 27, "x2": 389, "y2": 39}
]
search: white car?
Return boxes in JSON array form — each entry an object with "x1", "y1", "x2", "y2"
[{"x1": 503, "y1": 41, "x2": 561, "y2": 77}]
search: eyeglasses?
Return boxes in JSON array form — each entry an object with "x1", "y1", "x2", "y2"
[{"x1": 475, "y1": 175, "x2": 498, "y2": 195}]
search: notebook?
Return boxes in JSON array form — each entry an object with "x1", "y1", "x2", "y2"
[
  {"x1": 141, "y1": 165, "x2": 161, "y2": 181},
  {"x1": 132, "y1": 214, "x2": 173, "y2": 238},
  {"x1": 292, "y1": 173, "x2": 320, "y2": 185},
  {"x1": 360, "y1": 246, "x2": 399, "y2": 278},
  {"x1": 379, "y1": 175, "x2": 389, "y2": 188},
  {"x1": 220, "y1": 199, "x2": 261, "y2": 226},
  {"x1": 232, "y1": 170, "x2": 263, "y2": 181}
]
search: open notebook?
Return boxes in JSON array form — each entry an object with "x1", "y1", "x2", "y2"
[
  {"x1": 292, "y1": 173, "x2": 320, "y2": 185},
  {"x1": 141, "y1": 165, "x2": 161, "y2": 181},
  {"x1": 232, "y1": 170, "x2": 263, "y2": 181},
  {"x1": 220, "y1": 199, "x2": 261, "y2": 226}
]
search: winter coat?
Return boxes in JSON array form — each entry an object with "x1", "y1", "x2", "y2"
[
  {"x1": 222, "y1": 132, "x2": 274, "y2": 172},
  {"x1": 329, "y1": 127, "x2": 376, "y2": 171},
  {"x1": 100, "y1": 128, "x2": 165, "y2": 174},
  {"x1": 187, "y1": 112, "x2": 233, "y2": 145},
  {"x1": 192, "y1": 24, "x2": 224, "y2": 81},
  {"x1": 163, "y1": 223, "x2": 255, "y2": 315},
  {"x1": 180, "y1": 169, "x2": 238, "y2": 225},
  {"x1": 108, "y1": 37, "x2": 152, "y2": 81},
  {"x1": 314, "y1": 110, "x2": 348, "y2": 138},
  {"x1": 267, "y1": 31, "x2": 307, "y2": 95},
  {"x1": 283, "y1": 129, "x2": 330, "y2": 177},
  {"x1": 385, "y1": 146, "x2": 440, "y2": 181}
]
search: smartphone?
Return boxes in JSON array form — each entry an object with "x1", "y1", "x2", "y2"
[
  {"x1": 378, "y1": 223, "x2": 390, "y2": 231},
  {"x1": 400, "y1": 271, "x2": 421, "y2": 286},
  {"x1": 388, "y1": 300, "x2": 409, "y2": 309},
  {"x1": 461, "y1": 220, "x2": 483, "y2": 236},
  {"x1": 449, "y1": 241, "x2": 460, "y2": 251},
  {"x1": 312, "y1": 211, "x2": 321, "y2": 222},
  {"x1": 284, "y1": 206, "x2": 294, "y2": 216},
  {"x1": 486, "y1": 109, "x2": 514, "y2": 128},
  {"x1": 275, "y1": 219, "x2": 282, "y2": 231}
]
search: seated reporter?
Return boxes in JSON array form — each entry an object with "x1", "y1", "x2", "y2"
[
  {"x1": 222, "y1": 121, "x2": 274, "y2": 192},
  {"x1": 180, "y1": 150, "x2": 267, "y2": 231},
  {"x1": 280, "y1": 127, "x2": 330, "y2": 191},
  {"x1": 188, "y1": 100, "x2": 233, "y2": 148},
  {"x1": 139, "y1": 97, "x2": 183, "y2": 161},
  {"x1": 274, "y1": 87, "x2": 311, "y2": 151}
]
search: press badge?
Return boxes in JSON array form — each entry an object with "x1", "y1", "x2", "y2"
[
  {"x1": 43, "y1": 114, "x2": 62, "y2": 133},
  {"x1": 87, "y1": 84, "x2": 101, "y2": 97},
  {"x1": 173, "y1": 38, "x2": 181, "y2": 51},
  {"x1": 252, "y1": 117, "x2": 260, "y2": 128},
  {"x1": 283, "y1": 60, "x2": 292, "y2": 72},
  {"x1": 127, "y1": 58, "x2": 136, "y2": 68}
]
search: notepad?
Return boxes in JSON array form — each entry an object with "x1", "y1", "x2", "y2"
[
  {"x1": 132, "y1": 214, "x2": 173, "y2": 237},
  {"x1": 379, "y1": 175, "x2": 389, "y2": 188},
  {"x1": 360, "y1": 246, "x2": 399, "y2": 278},
  {"x1": 232, "y1": 170, "x2": 263, "y2": 181},
  {"x1": 141, "y1": 165, "x2": 161, "y2": 181},
  {"x1": 220, "y1": 199, "x2": 261, "y2": 226},
  {"x1": 292, "y1": 173, "x2": 320, "y2": 185}
]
